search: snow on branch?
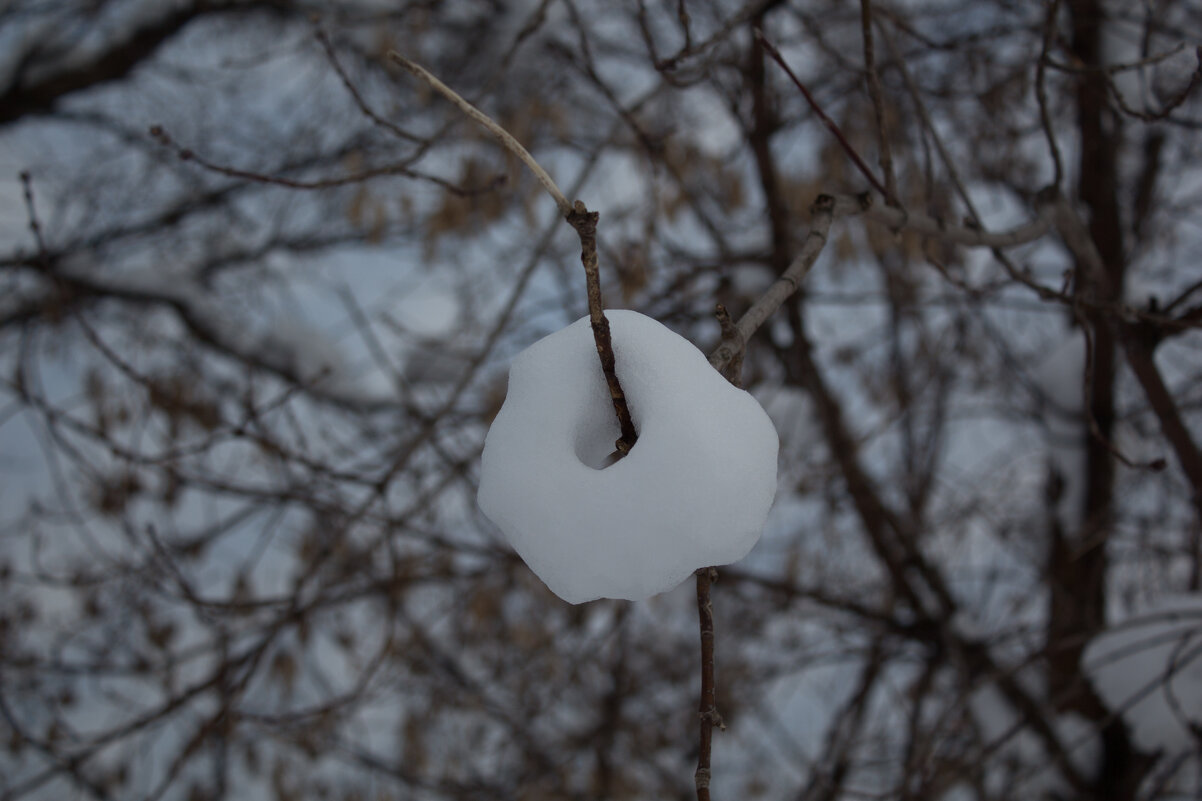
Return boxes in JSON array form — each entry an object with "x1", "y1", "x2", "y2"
[{"x1": 1084, "y1": 595, "x2": 1202, "y2": 754}]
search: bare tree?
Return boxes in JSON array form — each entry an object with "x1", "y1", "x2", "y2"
[{"x1": 3, "y1": 1, "x2": 1202, "y2": 800}]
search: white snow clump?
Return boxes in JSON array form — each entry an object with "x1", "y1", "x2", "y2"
[
  {"x1": 1083, "y1": 594, "x2": 1202, "y2": 754},
  {"x1": 478, "y1": 310, "x2": 779, "y2": 604}
]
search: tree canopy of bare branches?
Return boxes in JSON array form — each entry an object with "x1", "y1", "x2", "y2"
[{"x1": 3, "y1": 1, "x2": 1202, "y2": 800}]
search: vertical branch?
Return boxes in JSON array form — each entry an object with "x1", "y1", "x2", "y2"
[
  {"x1": 566, "y1": 201, "x2": 638, "y2": 454},
  {"x1": 694, "y1": 566, "x2": 722, "y2": 801},
  {"x1": 859, "y1": 0, "x2": 899, "y2": 206},
  {"x1": 1036, "y1": 0, "x2": 1065, "y2": 189},
  {"x1": 692, "y1": 300, "x2": 751, "y2": 800}
]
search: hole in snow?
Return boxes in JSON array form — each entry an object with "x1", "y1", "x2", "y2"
[{"x1": 574, "y1": 414, "x2": 627, "y2": 470}]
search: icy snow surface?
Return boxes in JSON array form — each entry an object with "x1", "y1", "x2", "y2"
[
  {"x1": 1083, "y1": 594, "x2": 1202, "y2": 754},
  {"x1": 478, "y1": 311, "x2": 779, "y2": 603}
]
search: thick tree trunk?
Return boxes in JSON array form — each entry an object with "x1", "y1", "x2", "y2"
[{"x1": 1051, "y1": 2, "x2": 1154, "y2": 798}]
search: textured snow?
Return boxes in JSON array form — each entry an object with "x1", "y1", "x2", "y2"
[
  {"x1": 478, "y1": 310, "x2": 779, "y2": 603},
  {"x1": 1084, "y1": 594, "x2": 1202, "y2": 754}
]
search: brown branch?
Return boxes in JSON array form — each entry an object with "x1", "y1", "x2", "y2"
[
  {"x1": 314, "y1": 28, "x2": 421, "y2": 143},
  {"x1": 1049, "y1": 196, "x2": 1202, "y2": 530},
  {"x1": 707, "y1": 192, "x2": 1052, "y2": 377},
  {"x1": 866, "y1": 202, "x2": 1051, "y2": 248},
  {"x1": 388, "y1": 51, "x2": 571, "y2": 214},
  {"x1": 694, "y1": 566, "x2": 722, "y2": 801},
  {"x1": 713, "y1": 305, "x2": 743, "y2": 387},
  {"x1": 566, "y1": 201, "x2": 638, "y2": 454}
]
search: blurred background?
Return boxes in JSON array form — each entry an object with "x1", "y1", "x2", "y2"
[{"x1": 2, "y1": 1, "x2": 1201, "y2": 799}]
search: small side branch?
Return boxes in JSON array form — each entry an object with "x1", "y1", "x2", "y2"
[
  {"x1": 710, "y1": 193, "x2": 871, "y2": 374},
  {"x1": 388, "y1": 51, "x2": 571, "y2": 215},
  {"x1": 708, "y1": 193, "x2": 1051, "y2": 375}
]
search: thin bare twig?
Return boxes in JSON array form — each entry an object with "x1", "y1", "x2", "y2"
[
  {"x1": 1035, "y1": 0, "x2": 1065, "y2": 188},
  {"x1": 19, "y1": 171, "x2": 50, "y2": 265},
  {"x1": 388, "y1": 51, "x2": 571, "y2": 215},
  {"x1": 755, "y1": 29, "x2": 891, "y2": 200},
  {"x1": 148, "y1": 126, "x2": 496, "y2": 195},
  {"x1": 710, "y1": 193, "x2": 872, "y2": 374},
  {"x1": 707, "y1": 191, "x2": 1052, "y2": 379},
  {"x1": 1049, "y1": 197, "x2": 1202, "y2": 522},
  {"x1": 693, "y1": 302, "x2": 748, "y2": 799},
  {"x1": 694, "y1": 566, "x2": 723, "y2": 801},
  {"x1": 865, "y1": 202, "x2": 1051, "y2": 248},
  {"x1": 876, "y1": 24, "x2": 978, "y2": 223},
  {"x1": 314, "y1": 28, "x2": 421, "y2": 143},
  {"x1": 1046, "y1": 41, "x2": 1190, "y2": 76}
]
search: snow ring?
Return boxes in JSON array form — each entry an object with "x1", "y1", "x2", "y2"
[{"x1": 478, "y1": 310, "x2": 779, "y2": 603}]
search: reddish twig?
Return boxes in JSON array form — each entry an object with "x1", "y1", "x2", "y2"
[
  {"x1": 755, "y1": 29, "x2": 892, "y2": 200},
  {"x1": 1106, "y1": 46, "x2": 1202, "y2": 123}
]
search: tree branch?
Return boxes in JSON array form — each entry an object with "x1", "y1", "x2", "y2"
[
  {"x1": 388, "y1": 51, "x2": 570, "y2": 215},
  {"x1": 694, "y1": 566, "x2": 722, "y2": 801},
  {"x1": 755, "y1": 29, "x2": 892, "y2": 200},
  {"x1": 0, "y1": 1, "x2": 291, "y2": 126},
  {"x1": 710, "y1": 193, "x2": 871, "y2": 374},
  {"x1": 390, "y1": 51, "x2": 638, "y2": 455}
]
